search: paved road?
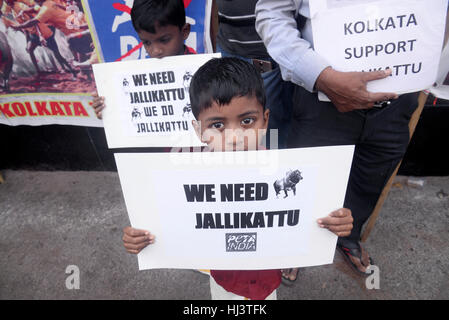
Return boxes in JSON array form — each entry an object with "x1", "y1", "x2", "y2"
[{"x1": 0, "y1": 170, "x2": 448, "y2": 299}]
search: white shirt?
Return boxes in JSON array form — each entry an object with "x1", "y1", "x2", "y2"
[{"x1": 255, "y1": 0, "x2": 330, "y2": 92}]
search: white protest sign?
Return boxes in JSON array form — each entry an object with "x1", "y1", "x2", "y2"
[
  {"x1": 92, "y1": 53, "x2": 220, "y2": 148},
  {"x1": 310, "y1": 0, "x2": 448, "y2": 99},
  {"x1": 115, "y1": 146, "x2": 354, "y2": 270}
]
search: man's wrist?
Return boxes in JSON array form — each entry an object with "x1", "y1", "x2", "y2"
[{"x1": 314, "y1": 66, "x2": 334, "y2": 92}]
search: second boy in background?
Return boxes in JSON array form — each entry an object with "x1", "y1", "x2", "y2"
[{"x1": 92, "y1": 0, "x2": 196, "y2": 118}]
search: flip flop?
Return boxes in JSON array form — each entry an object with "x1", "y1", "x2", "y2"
[
  {"x1": 337, "y1": 243, "x2": 374, "y2": 276},
  {"x1": 281, "y1": 268, "x2": 299, "y2": 286}
]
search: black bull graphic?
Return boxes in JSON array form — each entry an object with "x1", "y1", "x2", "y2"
[{"x1": 273, "y1": 169, "x2": 303, "y2": 198}]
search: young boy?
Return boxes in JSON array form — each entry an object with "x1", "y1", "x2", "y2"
[
  {"x1": 122, "y1": 57, "x2": 354, "y2": 300},
  {"x1": 92, "y1": 0, "x2": 195, "y2": 118}
]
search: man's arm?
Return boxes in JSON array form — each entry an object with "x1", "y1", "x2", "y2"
[
  {"x1": 256, "y1": 0, "x2": 398, "y2": 112},
  {"x1": 255, "y1": 0, "x2": 329, "y2": 93}
]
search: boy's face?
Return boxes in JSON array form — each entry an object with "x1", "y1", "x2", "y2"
[
  {"x1": 192, "y1": 96, "x2": 270, "y2": 152},
  {"x1": 138, "y1": 23, "x2": 190, "y2": 58}
]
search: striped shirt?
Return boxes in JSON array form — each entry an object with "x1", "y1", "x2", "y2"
[{"x1": 216, "y1": 0, "x2": 269, "y2": 59}]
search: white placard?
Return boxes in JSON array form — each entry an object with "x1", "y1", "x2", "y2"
[
  {"x1": 310, "y1": 0, "x2": 447, "y2": 98},
  {"x1": 115, "y1": 146, "x2": 355, "y2": 270},
  {"x1": 92, "y1": 53, "x2": 220, "y2": 148}
]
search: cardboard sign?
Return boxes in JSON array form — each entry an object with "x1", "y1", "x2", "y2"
[
  {"x1": 310, "y1": 0, "x2": 448, "y2": 98},
  {"x1": 115, "y1": 146, "x2": 355, "y2": 270},
  {"x1": 92, "y1": 53, "x2": 220, "y2": 148}
]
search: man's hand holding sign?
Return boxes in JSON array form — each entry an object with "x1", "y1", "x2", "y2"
[{"x1": 315, "y1": 67, "x2": 398, "y2": 112}]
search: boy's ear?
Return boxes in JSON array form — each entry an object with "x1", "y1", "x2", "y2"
[
  {"x1": 263, "y1": 108, "x2": 270, "y2": 129},
  {"x1": 181, "y1": 23, "x2": 191, "y2": 41},
  {"x1": 192, "y1": 119, "x2": 202, "y2": 140}
]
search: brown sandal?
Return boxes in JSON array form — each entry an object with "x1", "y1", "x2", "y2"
[{"x1": 337, "y1": 243, "x2": 374, "y2": 276}]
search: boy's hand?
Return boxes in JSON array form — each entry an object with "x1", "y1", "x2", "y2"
[
  {"x1": 122, "y1": 226, "x2": 155, "y2": 254},
  {"x1": 92, "y1": 91, "x2": 105, "y2": 119},
  {"x1": 317, "y1": 208, "x2": 353, "y2": 237}
]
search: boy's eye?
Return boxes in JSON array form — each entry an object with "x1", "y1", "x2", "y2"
[
  {"x1": 210, "y1": 122, "x2": 224, "y2": 129},
  {"x1": 241, "y1": 118, "x2": 255, "y2": 125},
  {"x1": 142, "y1": 40, "x2": 151, "y2": 46},
  {"x1": 159, "y1": 37, "x2": 171, "y2": 44}
]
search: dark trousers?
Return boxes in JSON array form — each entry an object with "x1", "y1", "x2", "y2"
[{"x1": 288, "y1": 86, "x2": 419, "y2": 244}]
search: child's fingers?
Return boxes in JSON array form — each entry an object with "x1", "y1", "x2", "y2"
[
  {"x1": 92, "y1": 97, "x2": 105, "y2": 108},
  {"x1": 317, "y1": 209, "x2": 353, "y2": 227},
  {"x1": 322, "y1": 223, "x2": 352, "y2": 233},
  {"x1": 122, "y1": 227, "x2": 155, "y2": 253},
  {"x1": 124, "y1": 241, "x2": 150, "y2": 252},
  {"x1": 122, "y1": 233, "x2": 155, "y2": 245},
  {"x1": 317, "y1": 215, "x2": 353, "y2": 227},
  {"x1": 329, "y1": 208, "x2": 352, "y2": 218},
  {"x1": 123, "y1": 226, "x2": 150, "y2": 237},
  {"x1": 93, "y1": 105, "x2": 105, "y2": 113}
]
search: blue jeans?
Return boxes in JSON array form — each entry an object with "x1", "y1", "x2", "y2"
[{"x1": 216, "y1": 46, "x2": 293, "y2": 149}]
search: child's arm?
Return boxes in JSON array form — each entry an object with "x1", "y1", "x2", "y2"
[
  {"x1": 122, "y1": 226, "x2": 155, "y2": 254},
  {"x1": 317, "y1": 208, "x2": 353, "y2": 237},
  {"x1": 91, "y1": 91, "x2": 106, "y2": 119}
]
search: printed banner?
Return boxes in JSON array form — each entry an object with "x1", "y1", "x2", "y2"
[
  {"x1": 83, "y1": 0, "x2": 213, "y2": 62},
  {"x1": 0, "y1": 1, "x2": 213, "y2": 127},
  {"x1": 93, "y1": 53, "x2": 220, "y2": 148},
  {"x1": 0, "y1": 0, "x2": 102, "y2": 127},
  {"x1": 310, "y1": 0, "x2": 448, "y2": 98},
  {"x1": 114, "y1": 146, "x2": 355, "y2": 270}
]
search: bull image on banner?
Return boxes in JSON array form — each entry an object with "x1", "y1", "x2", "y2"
[
  {"x1": 0, "y1": 0, "x2": 102, "y2": 127},
  {"x1": 0, "y1": 0, "x2": 212, "y2": 127}
]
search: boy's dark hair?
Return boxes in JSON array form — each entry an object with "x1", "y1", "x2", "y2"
[
  {"x1": 189, "y1": 57, "x2": 266, "y2": 119},
  {"x1": 131, "y1": 0, "x2": 186, "y2": 33}
]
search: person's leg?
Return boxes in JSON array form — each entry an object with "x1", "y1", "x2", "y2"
[
  {"x1": 288, "y1": 87, "x2": 418, "y2": 274},
  {"x1": 288, "y1": 86, "x2": 366, "y2": 274},
  {"x1": 287, "y1": 85, "x2": 363, "y2": 148},
  {"x1": 341, "y1": 92, "x2": 419, "y2": 243}
]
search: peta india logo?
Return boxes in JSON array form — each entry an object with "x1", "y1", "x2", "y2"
[{"x1": 226, "y1": 233, "x2": 257, "y2": 252}]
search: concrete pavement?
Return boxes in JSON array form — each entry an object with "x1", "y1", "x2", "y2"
[{"x1": 0, "y1": 170, "x2": 448, "y2": 300}]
